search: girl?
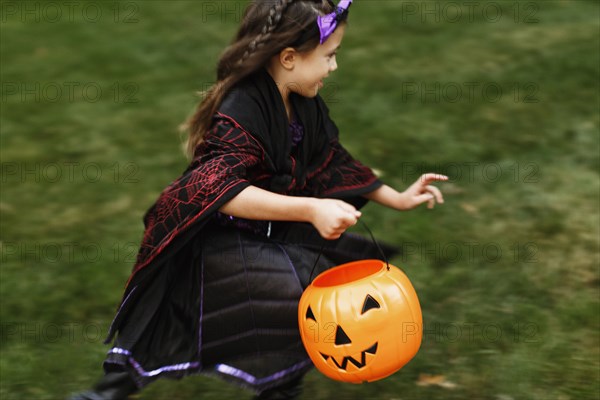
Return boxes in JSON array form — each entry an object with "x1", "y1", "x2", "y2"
[{"x1": 71, "y1": 0, "x2": 447, "y2": 399}]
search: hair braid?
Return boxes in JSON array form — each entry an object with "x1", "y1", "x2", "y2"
[{"x1": 239, "y1": 0, "x2": 294, "y2": 65}]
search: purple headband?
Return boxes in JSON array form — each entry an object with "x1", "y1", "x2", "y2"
[{"x1": 317, "y1": 0, "x2": 352, "y2": 44}]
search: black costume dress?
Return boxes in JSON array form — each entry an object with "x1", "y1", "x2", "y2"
[{"x1": 102, "y1": 69, "x2": 395, "y2": 394}]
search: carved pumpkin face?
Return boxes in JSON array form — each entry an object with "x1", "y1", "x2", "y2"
[{"x1": 298, "y1": 260, "x2": 422, "y2": 383}]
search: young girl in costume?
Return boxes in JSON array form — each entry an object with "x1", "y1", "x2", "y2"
[{"x1": 70, "y1": 0, "x2": 447, "y2": 399}]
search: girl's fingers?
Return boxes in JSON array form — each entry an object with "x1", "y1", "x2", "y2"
[
  {"x1": 426, "y1": 185, "x2": 444, "y2": 204},
  {"x1": 341, "y1": 215, "x2": 358, "y2": 227},
  {"x1": 337, "y1": 201, "x2": 361, "y2": 218},
  {"x1": 416, "y1": 174, "x2": 447, "y2": 209},
  {"x1": 427, "y1": 197, "x2": 435, "y2": 209},
  {"x1": 421, "y1": 173, "x2": 449, "y2": 185},
  {"x1": 415, "y1": 193, "x2": 435, "y2": 205},
  {"x1": 416, "y1": 189, "x2": 444, "y2": 208}
]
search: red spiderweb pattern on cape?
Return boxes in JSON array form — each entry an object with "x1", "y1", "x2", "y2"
[{"x1": 130, "y1": 118, "x2": 264, "y2": 279}]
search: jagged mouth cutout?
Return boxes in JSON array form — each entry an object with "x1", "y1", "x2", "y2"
[
  {"x1": 306, "y1": 293, "x2": 381, "y2": 371},
  {"x1": 320, "y1": 342, "x2": 378, "y2": 370}
]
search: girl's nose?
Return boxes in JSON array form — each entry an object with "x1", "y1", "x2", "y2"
[{"x1": 329, "y1": 58, "x2": 338, "y2": 72}]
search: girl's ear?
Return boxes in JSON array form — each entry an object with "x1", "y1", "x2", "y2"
[{"x1": 279, "y1": 47, "x2": 297, "y2": 71}]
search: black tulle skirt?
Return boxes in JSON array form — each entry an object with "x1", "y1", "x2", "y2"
[{"x1": 103, "y1": 219, "x2": 396, "y2": 393}]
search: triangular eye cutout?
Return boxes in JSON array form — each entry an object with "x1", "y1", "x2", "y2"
[
  {"x1": 361, "y1": 294, "x2": 381, "y2": 314},
  {"x1": 334, "y1": 325, "x2": 352, "y2": 345},
  {"x1": 365, "y1": 342, "x2": 378, "y2": 355},
  {"x1": 306, "y1": 306, "x2": 316, "y2": 321}
]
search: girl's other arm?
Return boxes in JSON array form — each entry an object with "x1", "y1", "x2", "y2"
[
  {"x1": 219, "y1": 185, "x2": 361, "y2": 240},
  {"x1": 364, "y1": 173, "x2": 448, "y2": 210}
]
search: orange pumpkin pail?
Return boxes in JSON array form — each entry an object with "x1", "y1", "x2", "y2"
[{"x1": 298, "y1": 259, "x2": 422, "y2": 383}]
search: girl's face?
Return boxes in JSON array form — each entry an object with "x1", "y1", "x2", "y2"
[{"x1": 289, "y1": 24, "x2": 346, "y2": 98}]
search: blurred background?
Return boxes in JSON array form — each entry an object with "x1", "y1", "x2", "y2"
[{"x1": 1, "y1": 0, "x2": 598, "y2": 399}]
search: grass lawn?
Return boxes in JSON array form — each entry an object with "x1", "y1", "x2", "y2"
[{"x1": 1, "y1": 0, "x2": 598, "y2": 399}]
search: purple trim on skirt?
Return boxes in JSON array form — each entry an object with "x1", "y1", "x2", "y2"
[
  {"x1": 106, "y1": 348, "x2": 200, "y2": 378},
  {"x1": 106, "y1": 347, "x2": 310, "y2": 385},
  {"x1": 216, "y1": 359, "x2": 312, "y2": 386},
  {"x1": 127, "y1": 357, "x2": 201, "y2": 378},
  {"x1": 108, "y1": 347, "x2": 132, "y2": 356}
]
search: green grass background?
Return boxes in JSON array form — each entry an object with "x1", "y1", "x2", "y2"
[{"x1": 1, "y1": 0, "x2": 598, "y2": 399}]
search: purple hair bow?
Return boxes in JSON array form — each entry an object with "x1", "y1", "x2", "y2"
[{"x1": 317, "y1": 0, "x2": 353, "y2": 44}]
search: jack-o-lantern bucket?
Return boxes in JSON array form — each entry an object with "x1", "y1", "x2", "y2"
[{"x1": 298, "y1": 259, "x2": 422, "y2": 383}]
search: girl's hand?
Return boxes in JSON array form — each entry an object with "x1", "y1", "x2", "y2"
[
  {"x1": 399, "y1": 173, "x2": 448, "y2": 210},
  {"x1": 309, "y1": 199, "x2": 361, "y2": 240}
]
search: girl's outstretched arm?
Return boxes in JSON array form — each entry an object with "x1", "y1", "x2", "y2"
[
  {"x1": 364, "y1": 173, "x2": 449, "y2": 210},
  {"x1": 219, "y1": 185, "x2": 361, "y2": 240},
  {"x1": 219, "y1": 174, "x2": 446, "y2": 240}
]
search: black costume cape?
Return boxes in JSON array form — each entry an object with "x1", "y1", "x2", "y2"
[{"x1": 103, "y1": 69, "x2": 386, "y2": 390}]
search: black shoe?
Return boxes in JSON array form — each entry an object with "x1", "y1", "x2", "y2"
[{"x1": 67, "y1": 372, "x2": 138, "y2": 400}]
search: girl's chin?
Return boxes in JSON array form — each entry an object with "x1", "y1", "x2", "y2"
[
  {"x1": 297, "y1": 88, "x2": 319, "y2": 98},
  {"x1": 293, "y1": 84, "x2": 321, "y2": 98}
]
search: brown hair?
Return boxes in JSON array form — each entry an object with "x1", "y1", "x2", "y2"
[{"x1": 183, "y1": 0, "x2": 335, "y2": 159}]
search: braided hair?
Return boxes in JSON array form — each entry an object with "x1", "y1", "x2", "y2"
[
  {"x1": 184, "y1": 0, "x2": 335, "y2": 159},
  {"x1": 239, "y1": 0, "x2": 294, "y2": 66}
]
